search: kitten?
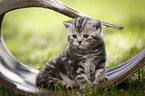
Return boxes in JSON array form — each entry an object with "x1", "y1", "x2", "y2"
[{"x1": 36, "y1": 17, "x2": 106, "y2": 89}]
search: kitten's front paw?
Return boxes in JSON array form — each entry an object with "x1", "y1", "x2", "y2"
[
  {"x1": 79, "y1": 83, "x2": 93, "y2": 89},
  {"x1": 94, "y1": 69, "x2": 108, "y2": 83},
  {"x1": 97, "y1": 74, "x2": 107, "y2": 83},
  {"x1": 92, "y1": 81, "x2": 98, "y2": 85},
  {"x1": 92, "y1": 76, "x2": 108, "y2": 85},
  {"x1": 80, "y1": 85, "x2": 85, "y2": 89}
]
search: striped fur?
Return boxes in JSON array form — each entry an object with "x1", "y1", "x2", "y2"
[
  {"x1": 74, "y1": 17, "x2": 88, "y2": 33},
  {"x1": 36, "y1": 17, "x2": 106, "y2": 89}
]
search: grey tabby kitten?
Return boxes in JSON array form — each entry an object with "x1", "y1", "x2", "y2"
[{"x1": 36, "y1": 17, "x2": 106, "y2": 89}]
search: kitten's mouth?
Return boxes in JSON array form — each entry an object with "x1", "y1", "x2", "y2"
[
  {"x1": 73, "y1": 43, "x2": 88, "y2": 49},
  {"x1": 78, "y1": 44, "x2": 84, "y2": 47},
  {"x1": 77, "y1": 44, "x2": 88, "y2": 49},
  {"x1": 78, "y1": 44, "x2": 83, "y2": 46}
]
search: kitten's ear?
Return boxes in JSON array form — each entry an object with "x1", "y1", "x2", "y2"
[
  {"x1": 63, "y1": 21, "x2": 73, "y2": 28},
  {"x1": 92, "y1": 20, "x2": 102, "y2": 30},
  {"x1": 92, "y1": 20, "x2": 103, "y2": 37}
]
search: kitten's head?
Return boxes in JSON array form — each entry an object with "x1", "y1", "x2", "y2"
[{"x1": 63, "y1": 17, "x2": 103, "y2": 50}]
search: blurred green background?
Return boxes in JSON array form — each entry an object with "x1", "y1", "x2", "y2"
[{"x1": 1, "y1": 0, "x2": 145, "y2": 70}]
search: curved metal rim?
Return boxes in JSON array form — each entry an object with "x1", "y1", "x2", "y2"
[{"x1": 0, "y1": 0, "x2": 144, "y2": 95}]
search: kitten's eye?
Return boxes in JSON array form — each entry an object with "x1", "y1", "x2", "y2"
[
  {"x1": 72, "y1": 35, "x2": 77, "y2": 38},
  {"x1": 83, "y1": 34, "x2": 89, "y2": 38}
]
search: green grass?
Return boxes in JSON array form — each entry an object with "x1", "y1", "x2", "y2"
[{"x1": 0, "y1": 0, "x2": 145, "y2": 95}]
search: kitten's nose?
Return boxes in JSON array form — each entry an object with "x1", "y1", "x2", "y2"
[{"x1": 78, "y1": 41, "x2": 82, "y2": 44}]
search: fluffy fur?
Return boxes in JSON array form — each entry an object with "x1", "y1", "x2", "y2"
[{"x1": 36, "y1": 17, "x2": 106, "y2": 89}]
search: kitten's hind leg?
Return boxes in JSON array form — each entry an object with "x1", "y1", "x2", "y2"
[
  {"x1": 36, "y1": 65, "x2": 59, "y2": 89},
  {"x1": 92, "y1": 68, "x2": 107, "y2": 84}
]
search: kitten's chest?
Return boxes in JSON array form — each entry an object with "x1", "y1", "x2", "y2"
[{"x1": 80, "y1": 55, "x2": 96, "y2": 74}]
